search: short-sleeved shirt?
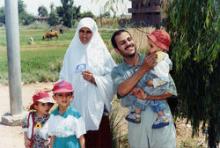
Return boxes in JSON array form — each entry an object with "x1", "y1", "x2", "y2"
[
  {"x1": 111, "y1": 53, "x2": 176, "y2": 148},
  {"x1": 48, "y1": 106, "x2": 86, "y2": 138},
  {"x1": 22, "y1": 112, "x2": 50, "y2": 148}
]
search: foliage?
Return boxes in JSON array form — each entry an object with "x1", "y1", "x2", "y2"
[
  {"x1": 167, "y1": 0, "x2": 220, "y2": 147},
  {"x1": 38, "y1": 6, "x2": 48, "y2": 17},
  {"x1": 80, "y1": 11, "x2": 95, "y2": 19},
  {"x1": 56, "y1": 0, "x2": 78, "y2": 28},
  {"x1": 48, "y1": 10, "x2": 60, "y2": 26},
  {"x1": 20, "y1": 12, "x2": 35, "y2": 25},
  {"x1": 0, "y1": 7, "x2": 5, "y2": 24},
  {"x1": 0, "y1": 27, "x2": 114, "y2": 84},
  {"x1": 18, "y1": 0, "x2": 35, "y2": 25}
]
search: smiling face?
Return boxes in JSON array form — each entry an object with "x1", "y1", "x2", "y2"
[
  {"x1": 114, "y1": 31, "x2": 136, "y2": 58},
  {"x1": 79, "y1": 27, "x2": 93, "y2": 44}
]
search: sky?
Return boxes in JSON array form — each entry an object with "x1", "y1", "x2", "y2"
[{"x1": 0, "y1": 0, "x2": 131, "y2": 16}]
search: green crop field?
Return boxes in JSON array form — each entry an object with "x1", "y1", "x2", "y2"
[{"x1": 0, "y1": 27, "x2": 118, "y2": 84}]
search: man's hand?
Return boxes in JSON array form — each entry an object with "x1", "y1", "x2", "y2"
[
  {"x1": 142, "y1": 52, "x2": 157, "y2": 70},
  {"x1": 131, "y1": 88, "x2": 147, "y2": 100},
  {"x1": 147, "y1": 80, "x2": 153, "y2": 87}
]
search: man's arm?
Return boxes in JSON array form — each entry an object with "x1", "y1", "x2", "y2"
[
  {"x1": 117, "y1": 53, "x2": 156, "y2": 97},
  {"x1": 145, "y1": 92, "x2": 172, "y2": 100},
  {"x1": 132, "y1": 87, "x2": 172, "y2": 100}
]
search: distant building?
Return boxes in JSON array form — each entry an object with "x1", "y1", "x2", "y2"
[{"x1": 128, "y1": 0, "x2": 161, "y2": 26}]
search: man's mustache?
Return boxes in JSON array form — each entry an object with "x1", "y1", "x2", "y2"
[{"x1": 125, "y1": 44, "x2": 134, "y2": 50}]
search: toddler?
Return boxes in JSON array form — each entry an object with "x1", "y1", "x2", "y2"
[{"x1": 22, "y1": 91, "x2": 54, "y2": 148}]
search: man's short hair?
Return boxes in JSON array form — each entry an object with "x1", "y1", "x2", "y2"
[{"x1": 111, "y1": 29, "x2": 131, "y2": 49}]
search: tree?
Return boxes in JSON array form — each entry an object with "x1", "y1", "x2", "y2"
[
  {"x1": 18, "y1": 0, "x2": 35, "y2": 25},
  {"x1": 167, "y1": 0, "x2": 220, "y2": 147},
  {"x1": 56, "y1": 0, "x2": 77, "y2": 27},
  {"x1": 38, "y1": 6, "x2": 48, "y2": 17},
  {"x1": 0, "y1": 7, "x2": 5, "y2": 24},
  {"x1": 80, "y1": 11, "x2": 94, "y2": 18},
  {"x1": 48, "y1": 10, "x2": 60, "y2": 26}
]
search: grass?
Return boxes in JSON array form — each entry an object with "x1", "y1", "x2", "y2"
[{"x1": 0, "y1": 27, "x2": 116, "y2": 84}]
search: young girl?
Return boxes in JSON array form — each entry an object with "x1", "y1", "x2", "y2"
[
  {"x1": 48, "y1": 80, "x2": 86, "y2": 148},
  {"x1": 22, "y1": 91, "x2": 54, "y2": 148}
]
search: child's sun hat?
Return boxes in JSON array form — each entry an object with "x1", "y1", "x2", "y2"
[
  {"x1": 30, "y1": 91, "x2": 54, "y2": 110},
  {"x1": 147, "y1": 29, "x2": 171, "y2": 51},
  {"x1": 52, "y1": 80, "x2": 73, "y2": 94}
]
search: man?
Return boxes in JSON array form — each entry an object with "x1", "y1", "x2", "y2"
[{"x1": 111, "y1": 29, "x2": 176, "y2": 148}]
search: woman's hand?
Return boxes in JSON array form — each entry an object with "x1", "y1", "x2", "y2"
[
  {"x1": 131, "y1": 88, "x2": 147, "y2": 100},
  {"x1": 82, "y1": 70, "x2": 96, "y2": 85}
]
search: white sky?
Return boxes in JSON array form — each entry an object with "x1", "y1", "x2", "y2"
[{"x1": 0, "y1": 0, "x2": 131, "y2": 16}]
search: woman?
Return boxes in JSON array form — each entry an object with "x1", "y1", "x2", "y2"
[{"x1": 59, "y1": 17, "x2": 116, "y2": 148}]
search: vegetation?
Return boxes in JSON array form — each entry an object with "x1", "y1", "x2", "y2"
[
  {"x1": 167, "y1": 0, "x2": 220, "y2": 147},
  {"x1": 0, "y1": 27, "x2": 115, "y2": 84}
]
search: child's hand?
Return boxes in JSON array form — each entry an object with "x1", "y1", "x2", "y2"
[
  {"x1": 24, "y1": 138, "x2": 31, "y2": 148},
  {"x1": 147, "y1": 80, "x2": 153, "y2": 87},
  {"x1": 131, "y1": 88, "x2": 147, "y2": 100}
]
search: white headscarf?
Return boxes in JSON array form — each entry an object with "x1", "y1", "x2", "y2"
[{"x1": 59, "y1": 17, "x2": 116, "y2": 131}]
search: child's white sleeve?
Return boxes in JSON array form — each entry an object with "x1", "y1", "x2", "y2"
[
  {"x1": 153, "y1": 55, "x2": 172, "y2": 87},
  {"x1": 75, "y1": 116, "x2": 86, "y2": 138}
]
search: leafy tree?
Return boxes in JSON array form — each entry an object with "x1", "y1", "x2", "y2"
[
  {"x1": 48, "y1": 10, "x2": 60, "y2": 26},
  {"x1": 18, "y1": 0, "x2": 25, "y2": 14},
  {"x1": 20, "y1": 13, "x2": 35, "y2": 25},
  {"x1": 18, "y1": 0, "x2": 35, "y2": 25},
  {"x1": 38, "y1": 6, "x2": 48, "y2": 17},
  {"x1": 167, "y1": 0, "x2": 220, "y2": 147},
  {"x1": 56, "y1": 0, "x2": 78, "y2": 27},
  {"x1": 0, "y1": 7, "x2": 5, "y2": 24},
  {"x1": 80, "y1": 11, "x2": 94, "y2": 19}
]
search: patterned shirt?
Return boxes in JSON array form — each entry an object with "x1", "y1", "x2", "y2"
[{"x1": 22, "y1": 111, "x2": 50, "y2": 148}]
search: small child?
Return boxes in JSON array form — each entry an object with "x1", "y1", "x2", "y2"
[
  {"x1": 47, "y1": 80, "x2": 86, "y2": 148},
  {"x1": 22, "y1": 91, "x2": 54, "y2": 148},
  {"x1": 125, "y1": 29, "x2": 177, "y2": 129}
]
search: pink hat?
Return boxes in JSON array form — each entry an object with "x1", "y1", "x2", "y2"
[
  {"x1": 30, "y1": 91, "x2": 54, "y2": 110},
  {"x1": 147, "y1": 29, "x2": 171, "y2": 51},
  {"x1": 52, "y1": 80, "x2": 73, "y2": 94}
]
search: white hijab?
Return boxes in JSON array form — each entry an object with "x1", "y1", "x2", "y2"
[{"x1": 59, "y1": 17, "x2": 116, "y2": 131}]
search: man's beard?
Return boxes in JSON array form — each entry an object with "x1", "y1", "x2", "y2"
[{"x1": 123, "y1": 44, "x2": 136, "y2": 58}]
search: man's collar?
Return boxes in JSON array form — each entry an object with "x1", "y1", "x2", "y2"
[{"x1": 122, "y1": 53, "x2": 143, "y2": 67}]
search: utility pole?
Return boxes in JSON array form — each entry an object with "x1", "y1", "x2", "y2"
[{"x1": 2, "y1": 0, "x2": 23, "y2": 126}]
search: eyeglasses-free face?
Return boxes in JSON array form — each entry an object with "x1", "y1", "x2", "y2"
[
  {"x1": 79, "y1": 27, "x2": 93, "y2": 44},
  {"x1": 53, "y1": 92, "x2": 73, "y2": 108}
]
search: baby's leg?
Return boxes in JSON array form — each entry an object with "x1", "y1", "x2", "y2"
[{"x1": 150, "y1": 101, "x2": 170, "y2": 129}]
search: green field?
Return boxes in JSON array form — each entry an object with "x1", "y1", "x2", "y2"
[{"x1": 0, "y1": 27, "x2": 118, "y2": 84}]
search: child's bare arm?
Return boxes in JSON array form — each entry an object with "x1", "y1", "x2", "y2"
[
  {"x1": 79, "y1": 135, "x2": 85, "y2": 148},
  {"x1": 48, "y1": 136, "x2": 54, "y2": 148},
  {"x1": 24, "y1": 132, "x2": 31, "y2": 148}
]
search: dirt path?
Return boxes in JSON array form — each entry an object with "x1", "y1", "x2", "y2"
[{"x1": 0, "y1": 83, "x2": 207, "y2": 148}]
